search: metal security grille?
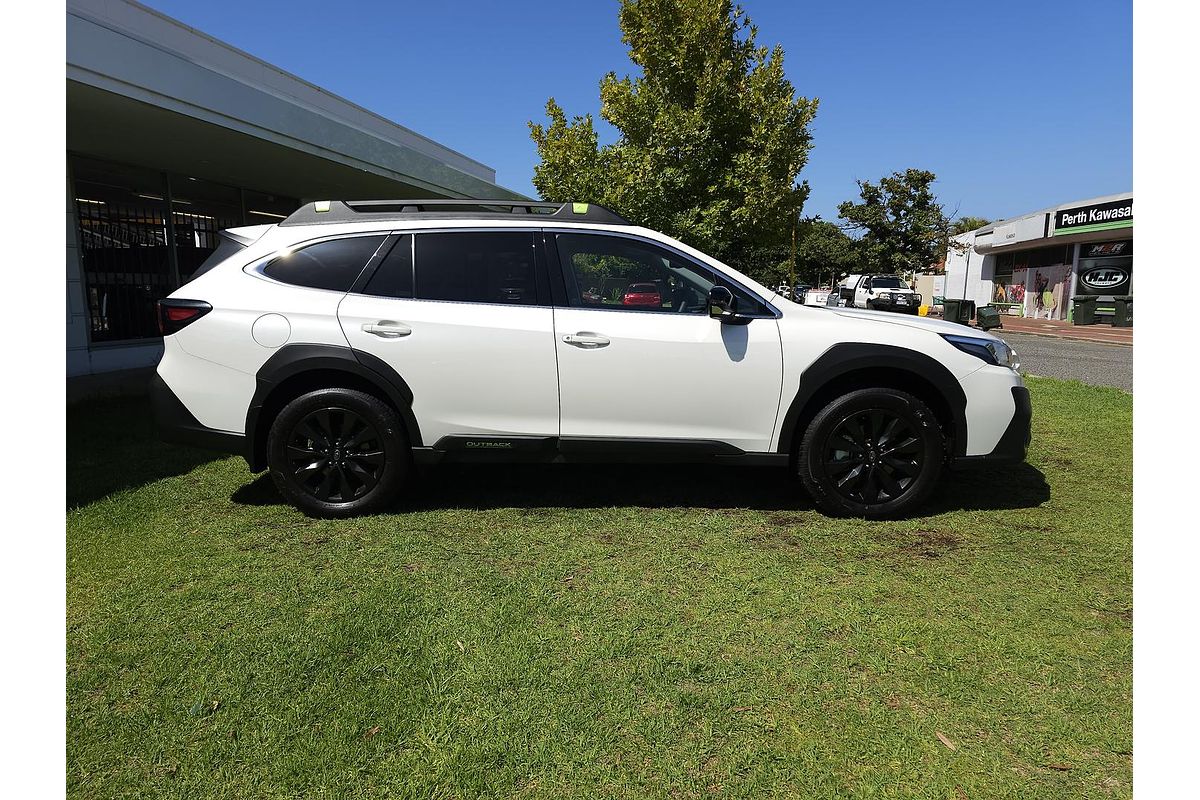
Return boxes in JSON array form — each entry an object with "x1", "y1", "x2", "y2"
[
  {"x1": 75, "y1": 195, "x2": 173, "y2": 342},
  {"x1": 172, "y1": 207, "x2": 241, "y2": 284},
  {"x1": 71, "y1": 155, "x2": 299, "y2": 345}
]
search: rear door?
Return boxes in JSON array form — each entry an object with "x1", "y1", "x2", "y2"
[{"x1": 337, "y1": 230, "x2": 559, "y2": 446}]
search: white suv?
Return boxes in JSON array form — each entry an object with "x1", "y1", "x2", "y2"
[{"x1": 152, "y1": 200, "x2": 1030, "y2": 518}]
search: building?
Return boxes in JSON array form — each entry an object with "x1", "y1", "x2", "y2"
[
  {"x1": 67, "y1": 0, "x2": 521, "y2": 381},
  {"x1": 944, "y1": 192, "x2": 1132, "y2": 322}
]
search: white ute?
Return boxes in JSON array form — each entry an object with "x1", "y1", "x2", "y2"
[
  {"x1": 152, "y1": 200, "x2": 1030, "y2": 518},
  {"x1": 832, "y1": 273, "x2": 922, "y2": 314}
]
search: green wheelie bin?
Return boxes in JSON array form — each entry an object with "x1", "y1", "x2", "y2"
[
  {"x1": 1072, "y1": 295, "x2": 1098, "y2": 325},
  {"x1": 976, "y1": 305, "x2": 1003, "y2": 331},
  {"x1": 1110, "y1": 295, "x2": 1132, "y2": 327},
  {"x1": 942, "y1": 298, "x2": 975, "y2": 325}
]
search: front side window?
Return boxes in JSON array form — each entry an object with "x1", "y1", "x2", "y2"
[
  {"x1": 414, "y1": 232, "x2": 538, "y2": 304},
  {"x1": 555, "y1": 232, "x2": 769, "y2": 316},
  {"x1": 263, "y1": 236, "x2": 386, "y2": 291}
]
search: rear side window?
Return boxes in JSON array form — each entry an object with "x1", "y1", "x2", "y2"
[
  {"x1": 263, "y1": 235, "x2": 386, "y2": 291},
  {"x1": 361, "y1": 235, "x2": 413, "y2": 298},
  {"x1": 414, "y1": 232, "x2": 537, "y2": 304}
]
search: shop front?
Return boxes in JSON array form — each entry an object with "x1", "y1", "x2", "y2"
[
  {"x1": 943, "y1": 192, "x2": 1133, "y2": 325},
  {"x1": 1074, "y1": 240, "x2": 1133, "y2": 321},
  {"x1": 989, "y1": 243, "x2": 1075, "y2": 321}
]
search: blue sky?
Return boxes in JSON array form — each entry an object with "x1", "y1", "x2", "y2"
[{"x1": 144, "y1": 0, "x2": 1131, "y2": 223}]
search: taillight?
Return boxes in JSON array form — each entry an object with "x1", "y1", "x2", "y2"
[{"x1": 157, "y1": 299, "x2": 212, "y2": 336}]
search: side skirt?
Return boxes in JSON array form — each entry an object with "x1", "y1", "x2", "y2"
[{"x1": 413, "y1": 436, "x2": 789, "y2": 466}]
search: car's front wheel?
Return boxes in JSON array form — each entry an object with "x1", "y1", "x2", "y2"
[
  {"x1": 797, "y1": 388, "x2": 944, "y2": 518},
  {"x1": 267, "y1": 388, "x2": 409, "y2": 517}
]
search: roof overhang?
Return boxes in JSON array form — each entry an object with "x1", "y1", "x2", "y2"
[{"x1": 66, "y1": 0, "x2": 525, "y2": 201}]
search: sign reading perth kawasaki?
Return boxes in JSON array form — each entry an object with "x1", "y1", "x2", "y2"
[{"x1": 1053, "y1": 198, "x2": 1133, "y2": 235}]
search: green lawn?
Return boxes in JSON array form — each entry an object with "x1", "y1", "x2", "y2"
[{"x1": 66, "y1": 377, "x2": 1131, "y2": 799}]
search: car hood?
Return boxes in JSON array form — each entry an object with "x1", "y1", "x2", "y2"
[{"x1": 830, "y1": 307, "x2": 1005, "y2": 342}]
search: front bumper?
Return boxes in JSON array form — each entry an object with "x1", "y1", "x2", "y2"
[
  {"x1": 954, "y1": 386, "x2": 1032, "y2": 466},
  {"x1": 150, "y1": 373, "x2": 246, "y2": 457},
  {"x1": 870, "y1": 294, "x2": 920, "y2": 313}
]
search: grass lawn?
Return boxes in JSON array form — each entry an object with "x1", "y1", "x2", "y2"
[{"x1": 66, "y1": 377, "x2": 1131, "y2": 799}]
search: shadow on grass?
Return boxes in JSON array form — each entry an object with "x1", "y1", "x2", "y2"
[
  {"x1": 67, "y1": 394, "x2": 223, "y2": 509},
  {"x1": 232, "y1": 460, "x2": 1050, "y2": 516}
]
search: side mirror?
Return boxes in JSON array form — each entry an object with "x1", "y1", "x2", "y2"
[{"x1": 708, "y1": 286, "x2": 737, "y2": 320}]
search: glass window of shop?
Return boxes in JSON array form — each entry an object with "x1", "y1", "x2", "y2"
[
  {"x1": 990, "y1": 244, "x2": 1074, "y2": 319},
  {"x1": 1076, "y1": 240, "x2": 1132, "y2": 296},
  {"x1": 71, "y1": 155, "x2": 298, "y2": 343}
]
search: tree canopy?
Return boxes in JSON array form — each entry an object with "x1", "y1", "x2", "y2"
[
  {"x1": 950, "y1": 216, "x2": 992, "y2": 235},
  {"x1": 794, "y1": 218, "x2": 857, "y2": 284},
  {"x1": 529, "y1": 0, "x2": 818, "y2": 278},
  {"x1": 836, "y1": 169, "x2": 951, "y2": 274}
]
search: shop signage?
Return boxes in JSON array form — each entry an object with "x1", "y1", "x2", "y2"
[
  {"x1": 1080, "y1": 266, "x2": 1130, "y2": 291},
  {"x1": 1054, "y1": 198, "x2": 1133, "y2": 235},
  {"x1": 1083, "y1": 241, "x2": 1130, "y2": 257}
]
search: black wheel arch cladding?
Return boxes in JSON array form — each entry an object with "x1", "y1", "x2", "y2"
[
  {"x1": 245, "y1": 343, "x2": 422, "y2": 472},
  {"x1": 777, "y1": 342, "x2": 969, "y2": 457}
]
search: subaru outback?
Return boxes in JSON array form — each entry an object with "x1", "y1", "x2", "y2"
[{"x1": 152, "y1": 200, "x2": 1030, "y2": 518}]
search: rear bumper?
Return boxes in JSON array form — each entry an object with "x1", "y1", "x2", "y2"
[
  {"x1": 150, "y1": 372, "x2": 246, "y2": 457},
  {"x1": 953, "y1": 386, "x2": 1032, "y2": 467}
]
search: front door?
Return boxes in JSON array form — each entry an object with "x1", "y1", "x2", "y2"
[
  {"x1": 338, "y1": 230, "x2": 559, "y2": 446},
  {"x1": 854, "y1": 277, "x2": 871, "y2": 308},
  {"x1": 549, "y1": 231, "x2": 783, "y2": 453}
]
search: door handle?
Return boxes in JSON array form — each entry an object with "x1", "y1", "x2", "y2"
[
  {"x1": 562, "y1": 332, "x2": 610, "y2": 348},
  {"x1": 361, "y1": 321, "x2": 412, "y2": 338}
]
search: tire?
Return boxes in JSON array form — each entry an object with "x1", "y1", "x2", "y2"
[
  {"x1": 266, "y1": 388, "x2": 409, "y2": 518},
  {"x1": 797, "y1": 388, "x2": 944, "y2": 519}
]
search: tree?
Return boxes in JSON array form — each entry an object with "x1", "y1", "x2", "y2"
[
  {"x1": 529, "y1": 0, "x2": 818, "y2": 280},
  {"x1": 794, "y1": 218, "x2": 857, "y2": 286},
  {"x1": 950, "y1": 216, "x2": 991, "y2": 235},
  {"x1": 836, "y1": 169, "x2": 949, "y2": 274}
]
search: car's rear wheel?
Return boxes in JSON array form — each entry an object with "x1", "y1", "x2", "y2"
[
  {"x1": 267, "y1": 388, "x2": 409, "y2": 518},
  {"x1": 797, "y1": 388, "x2": 944, "y2": 518}
]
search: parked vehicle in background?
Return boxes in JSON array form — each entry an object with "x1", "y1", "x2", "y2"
[
  {"x1": 152, "y1": 199, "x2": 1029, "y2": 520},
  {"x1": 622, "y1": 282, "x2": 663, "y2": 307},
  {"x1": 836, "y1": 274, "x2": 922, "y2": 314},
  {"x1": 803, "y1": 287, "x2": 832, "y2": 306},
  {"x1": 775, "y1": 284, "x2": 811, "y2": 303}
]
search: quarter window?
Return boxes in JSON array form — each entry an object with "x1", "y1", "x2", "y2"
[
  {"x1": 414, "y1": 232, "x2": 538, "y2": 304},
  {"x1": 555, "y1": 232, "x2": 769, "y2": 316},
  {"x1": 263, "y1": 236, "x2": 386, "y2": 292}
]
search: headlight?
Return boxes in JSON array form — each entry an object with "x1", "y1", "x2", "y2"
[{"x1": 942, "y1": 334, "x2": 1019, "y2": 370}]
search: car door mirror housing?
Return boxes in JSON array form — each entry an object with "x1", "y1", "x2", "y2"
[
  {"x1": 708, "y1": 286, "x2": 736, "y2": 319},
  {"x1": 707, "y1": 286, "x2": 754, "y2": 325}
]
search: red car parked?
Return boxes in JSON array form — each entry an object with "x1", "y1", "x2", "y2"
[{"x1": 622, "y1": 282, "x2": 662, "y2": 307}]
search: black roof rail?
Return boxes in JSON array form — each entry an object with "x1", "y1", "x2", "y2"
[{"x1": 278, "y1": 199, "x2": 632, "y2": 227}]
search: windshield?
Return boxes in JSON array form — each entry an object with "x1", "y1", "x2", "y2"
[{"x1": 870, "y1": 276, "x2": 910, "y2": 290}]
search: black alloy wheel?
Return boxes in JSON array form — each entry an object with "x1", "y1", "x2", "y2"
[
  {"x1": 822, "y1": 408, "x2": 923, "y2": 505},
  {"x1": 797, "y1": 387, "x2": 944, "y2": 518},
  {"x1": 286, "y1": 407, "x2": 384, "y2": 502},
  {"x1": 266, "y1": 388, "x2": 408, "y2": 517}
]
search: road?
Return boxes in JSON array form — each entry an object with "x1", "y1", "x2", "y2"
[{"x1": 995, "y1": 331, "x2": 1132, "y2": 392}]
